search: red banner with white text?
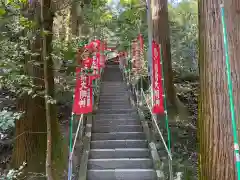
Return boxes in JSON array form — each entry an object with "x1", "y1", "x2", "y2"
[
  {"x1": 73, "y1": 67, "x2": 93, "y2": 114},
  {"x1": 90, "y1": 52, "x2": 100, "y2": 80},
  {"x1": 152, "y1": 41, "x2": 164, "y2": 114}
]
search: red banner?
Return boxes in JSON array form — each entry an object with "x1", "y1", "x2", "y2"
[
  {"x1": 90, "y1": 52, "x2": 100, "y2": 80},
  {"x1": 73, "y1": 67, "x2": 93, "y2": 114},
  {"x1": 138, "y1": 34, "x2": 144, "y2": 51},
  {"x1": 152, "y1": 41, "x2": 164, "y2": 114},
  {"x1": 85, "y1": 39, "x2": 101, "y2": 52},
  {"x1": 83, "y1": 57, "x2": 92, "y2": 68},
  {"x1": 100, "y1": 41, "x2": 106, "y2": 68}
]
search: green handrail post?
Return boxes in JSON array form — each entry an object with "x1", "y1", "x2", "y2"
[
  {"x1": 159, "y1": 44, "x2": 173, "y2": 180},
  {"x1": 67, "y1": 111, "x2": 74, "y2": 180},
  {"x1": 220, "y1": 4, "x2": 240, "y2": 179}
]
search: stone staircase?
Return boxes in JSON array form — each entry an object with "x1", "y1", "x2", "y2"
[{"x1": 87, "y1": 62, "x2": 157, "y2": 180}]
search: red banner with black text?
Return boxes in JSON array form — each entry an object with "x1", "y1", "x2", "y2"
[{"x1": 152, "y1": 41, "x2": 164, "y2": 114}]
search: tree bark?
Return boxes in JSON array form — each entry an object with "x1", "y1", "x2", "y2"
[
  {"x1": 198, "y1": 0, "x2": 240, "y2": 179},
  {"x1": 70, "y1": 1, "x2": 79, "y2": 36},
  {"x1": 40, "y1": 0, "x2": 54, "y2": 179},
  {"x1": 79, "y1": 0, "x2": 91, "y2": 37},
  {"x1": 224, "y1": 1, "x2": 240, "y2": 138},
  {"x1": 151, "y1": 0, "x2": 176, "y2": 107},
  {"x1": 11, "y1": 1, "x2": 66, "y2": 179}
]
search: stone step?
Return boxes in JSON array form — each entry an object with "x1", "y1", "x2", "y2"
[
  {"x1": 89, "y1": 148, "x2": 150, "y2": 159},
  {"x1": 100, "y1": 85, "x2": 125, "y2": 87},
  {"x1": 98, "y1": 101, "x2": 130, "y2": 105},
  {"x1": 100, "y1": 87, "x2": 126, "y2": 89},
  {"x1": 91, "y1": 132, "x2": 145, "y2": 140},
  {"x1": 100, "y1": 89, "x2": 126, "y2": 91},
  {"x1": 99, "y1": 102, "x2": 132, "y2": 107},
  {"x1": 100, "y1": 88, "x2": 126, "y2": 91},
  {"x1": 100, "y1": 92, "x2": 127, "y2": 95},
  {"x1": 93, "y1": 119, "x2": 140, "y2": 126},
  {"x1": 95, "y1": 115, "x2": 137, "y2": 121},
  {"x1": 87, "y1": 169, "x2": 157, "y2": 180},
  {"x1": 100, "y1": 94, "x2": 127, "y2": 97},
  {"x1": 99, "y1": 91, "x2": 127, "y2": 93},
  {"x1": 99, "y1": 98, "x2": 129, "y2": 101},
  {"x1": 101, "y1": 83, "x2": 124, "y2": 85},
  {"x1": 90, "y1": 140, "x2": 148, "y2": 149},
  {"x1": 100, "y1": 87, "x2": 127, "y2": 89},
  {"x1": 86, "y1": 66, "x2": 157, "y2": 180},
  {"x1": 96, "y1": 110, "x2": 137, "y2": 114},
  {"x1": 99, "y1": 97, "x2": 127, "y2": 100},
  {"x1": 98, "y1": 108, "x2": 134, "y2": 111},
  {"x1": 102, "y1": 78, "x2": 123, "y2": 81},
  {"x1": 98, "y1": 107, "x2": 132, "y2": 110},
  {"x1": 99, "y1": 97, "x2": 129, "y2": 101},
  {"x1": 92, "y1": 125, "x2": 143, "y2": 133},
  {"x1": 98, "y1": 105, "x2": 132, "y2": 108},
  {"x1": 99, "y1": 94, "x2": 128, "y2": 96},
  {"x1": 96, "y1": 114, "x2": 137, "y2": 118},
  {"x1": 101, "y1": 83, "x2": 123, "y2": 85},
  {"x1": 88, "y1": 158, "x2": 153, "y2": 169}
]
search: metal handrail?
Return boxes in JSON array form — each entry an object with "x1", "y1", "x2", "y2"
[
  {"x1": 69, "y1": 114, "x2": 84, "y2": 161},
  {"x1": 70, "y1": 72, "x2": 102, "y2": 160},
  {"x1": 68, "y1": 68, "x2": 103, "y2": 180},
  {"x1": 140, "y1": 88, "x2": 172, "y2": 160},
  {"x1": 122, "y1": 67, "x2": 172, "y2": 160}
]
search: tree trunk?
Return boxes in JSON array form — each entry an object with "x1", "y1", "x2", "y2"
[
  {"x1": 70, "y1": 1, "x2": 79, "y2": 36},
  {"x1": 41, "y1": 0, "x2": 54, "y2": 179},
  {"x1": 198, "y1": 0, "x2": 240, "y2": 179},
  {"x1": 11, "y1": 1, "x2": 66, "y2": 179},
  {"x1": 151, "y1": 0, "x2": 176, "y2": 107},
  {"x1": 79, "y1": 1, "x2": 91, "y2": 37},
  {"x1": 224, "y1": 1, "x2": 240, "y2": 138}
]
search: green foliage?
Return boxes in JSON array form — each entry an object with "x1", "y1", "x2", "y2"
[
  {"x1": 0, "y1": 162, "x2": 26, "y2": 179},
  {"x1": 119, "y1": 0, "x2": 139, "y2": 6},
  {"x1": 105, "y1": 0, "x2": 198, "y2": 77},
  {"x1": 0, "y1": 8, "x2": 6, "y2": 16},
  {"x1": 0, "y1": 0, "x2": 33, "y2": 95},
  {"x1": 0, "y1": 0, "x2": 198, "y2": 178},
  {"x1": 169, "y1": 0, "x2": 198, "y2": 75},
  {"x1": 0, "y1": 110, "x2": 23, "y2": 131}
]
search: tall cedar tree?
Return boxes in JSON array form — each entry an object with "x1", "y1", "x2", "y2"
[
  {"x1": 151, "y1": 0, "x2": 176, "y2": 107},
  {"x1": 198, "y1": 0, "x2": 240, "y2": 179}
]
